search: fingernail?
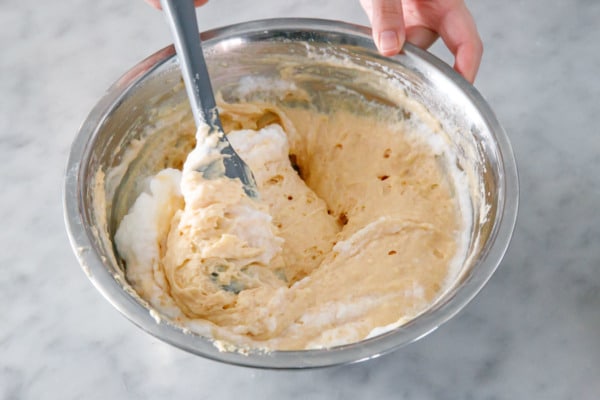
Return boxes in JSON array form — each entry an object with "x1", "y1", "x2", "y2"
[{"x1": 379, "y1": 30, "x2": 400, "y2": 53}]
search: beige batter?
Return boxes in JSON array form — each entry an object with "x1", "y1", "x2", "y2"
[{"x1": 115, "y1": 101, "x2": 465, "y2": 350}]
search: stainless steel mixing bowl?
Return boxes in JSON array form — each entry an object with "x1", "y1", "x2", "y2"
[{"x1": 64, "y1": 18, "x2": 518, "y2": 368}]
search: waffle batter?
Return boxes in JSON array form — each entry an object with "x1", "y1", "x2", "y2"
[{"x1": 115, "y1": 101, "x2": 467, "y2": 350}]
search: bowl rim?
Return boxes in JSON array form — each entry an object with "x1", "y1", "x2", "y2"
[{"x1": 63, "y1": 17, "x2": 518, "y2": 369}]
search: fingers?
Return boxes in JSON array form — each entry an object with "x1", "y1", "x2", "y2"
[
  {"x1": 363, "y1": 0, "x2": 482, "y2": 82},
  {"x1": 361, "y1": 0, "x2": 406, "y2": 56},
  {"x1": 437, "y1": 6, "x2": 483, "y2": 83},
  {"x1": 405, "y1": 26, "x2": 438, "y2": 49},
  {"x1": 145, "y1": 0, "x2": 208, "y2": 9}
]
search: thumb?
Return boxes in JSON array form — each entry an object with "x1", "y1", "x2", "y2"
[{"x1": 361, "y1": 0, "x2": 405, "y2": 56}]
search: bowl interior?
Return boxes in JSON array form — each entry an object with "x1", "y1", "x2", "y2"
[{"x1": 66, "y1": 19, "x2": 517, "y2": 368}]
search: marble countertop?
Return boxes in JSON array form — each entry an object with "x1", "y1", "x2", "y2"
[{"x1": 2, "y1": 0, "x2": 598, "y2": 398}]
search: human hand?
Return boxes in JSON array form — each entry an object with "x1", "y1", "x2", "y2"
[
  {"x1": 145, "y1": 0, "x2": 208, "y2": 9},
  {"x1": 360, "y1": 0, "x2": 482, "y2": 82}
]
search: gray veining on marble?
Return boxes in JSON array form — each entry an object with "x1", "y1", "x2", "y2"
[{"x1": 1, "y1": 0, "x2": 599, "y2": 399}]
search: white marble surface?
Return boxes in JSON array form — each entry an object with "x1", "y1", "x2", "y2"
[{"x1": 1, "y1": 0, "x2": 599, "y2": 398}]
